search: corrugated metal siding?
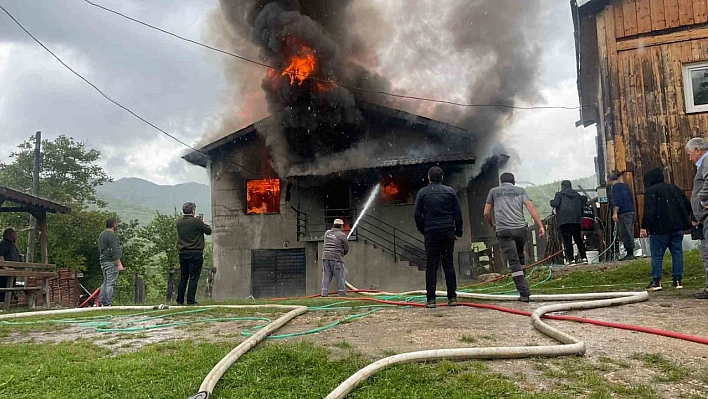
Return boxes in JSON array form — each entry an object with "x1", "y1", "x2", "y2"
[{"x1": 251, "y1": 249, "x2": 306, "y2": 298}]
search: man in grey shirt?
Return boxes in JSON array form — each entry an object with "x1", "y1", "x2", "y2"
[
  {"x1": 322, "y1": 218, "x2": 350, "y2": 297},
  {"x1": 98, "y1": 218, "x2": 123, "y2": 306},
  {"x1": 484, "y1": 173, "x2": 546, "y2": 302}
]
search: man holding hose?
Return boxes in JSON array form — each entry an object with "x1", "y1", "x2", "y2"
[{"x1": 322, "y1": 218, "x2": 349, "y2": 297}]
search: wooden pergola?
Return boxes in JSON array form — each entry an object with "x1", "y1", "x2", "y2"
[{"x1": 0, "y1": 186, "x2": 71, "y2": 308}]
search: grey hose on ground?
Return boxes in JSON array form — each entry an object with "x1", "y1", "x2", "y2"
[
  {"x1": 1, "y1": 290, "x2": 650, "y2": 399},
  {"x1": 326, "y1": 285, "x2": 649, "y2": 399},
  {"x1": 0, "y1": 304, "x2": 307, "y2": 399}
]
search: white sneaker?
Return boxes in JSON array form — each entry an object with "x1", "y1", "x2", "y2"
[{"x1": 581, "y1": 258, "x2": 589, "y2": 264}]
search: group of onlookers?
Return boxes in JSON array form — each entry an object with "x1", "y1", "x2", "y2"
[{"x1": 548, "y1": 137, "x2": 708, "y2": 299}]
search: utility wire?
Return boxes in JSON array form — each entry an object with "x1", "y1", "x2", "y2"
[
  {"x1": 0, "y1": 5, "x2": 265, "y2": 176},
  {"x1": 83, "y1": 0, "x2": 583, "y2": 111}
]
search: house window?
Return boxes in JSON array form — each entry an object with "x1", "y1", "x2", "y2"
[
  {"x1": 246, "y1": 179, "x2": 281, "y2": 214},
  {"x1": 683, "y1": 61, "x2": 708, "y2": 113}
]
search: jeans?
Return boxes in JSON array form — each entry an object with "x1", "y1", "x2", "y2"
[
  {"x1": 700, "y1": 223, "x2": 708, "y2": 288},
  {"x1": 177, "y1": 252, "x2": 203, "y2": 304},
  {"x1": 496, "y1": 227, "x2": 531, "y2": 298},
  {"x1": 98, "y1": 261, "x2": 119, "y2": 306},
  {"x1": 321, "y1": 259, "x2": 346, "y2": 297},
  {"x1": 424, "y1": 229, "x2": 457, "y2": 302},
  {"x1": 649, "y1": 231, "x2": 684, "y2": 282},
  {"x1": 618, "y1": 212, "x2": 635, "y2": 255},
  {"x1": 560, "y1": 223, "x2": 586, "y2": 262}
]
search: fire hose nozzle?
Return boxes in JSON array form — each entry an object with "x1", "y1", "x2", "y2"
[
  {"x1": 153, "y1": 304, "x2": 169, "y2": 310},
  {"x1": 187, "y1": 392, "x2": 211, "y2": 399}
]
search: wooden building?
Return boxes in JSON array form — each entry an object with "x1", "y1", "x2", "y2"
[{"x1": 573, "y1": 0, "x2": 708, "y2": 222}]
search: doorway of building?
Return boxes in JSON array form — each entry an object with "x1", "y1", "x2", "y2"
[
  {"x1": 251, "y1": 249, "x2": 306, "y2": 298},
  {"x1": 323, "y1": 181, "x2": 352, "y2": 232}
]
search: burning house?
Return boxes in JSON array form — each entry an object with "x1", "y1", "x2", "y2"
[
  {"x1": 184, "y1": 102, "x2": 504, "y2": 299},
  {"x1": 181, "y1": 0, "x2": 542, "y2": 299}
]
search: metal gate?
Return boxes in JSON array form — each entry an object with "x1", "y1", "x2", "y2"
[{"x1": 251, "y1": 249, "x2": 306, "y2": 298}]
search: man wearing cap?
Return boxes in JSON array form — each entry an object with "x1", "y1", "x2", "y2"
[
  {"x1": 321, "y1": 218, "x2": 349, "y2": 297},
  {"x1": 176, "y1": 202, "x2": 212, "y2": 305},
  {"x1": 608, "y1": 172, "x2": 636, "y2": 261}
]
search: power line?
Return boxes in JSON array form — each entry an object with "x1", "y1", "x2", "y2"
[
  {"x1": 83, "y1": 0, "x2": 583, "y2": 111},
  {"x1": 0, "y1": 5, "x2": 265, "y2": 176}
]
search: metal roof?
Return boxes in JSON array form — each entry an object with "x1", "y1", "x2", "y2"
[
  {"x1": 182, "y1": 101, "x2": 476, "y2": 168},
  {"x1": 0, "y1": 186, "x2": 72, "y2": 214},
  {"x1": 288, "y1": 152, "x2": 476, "y2": 177}
]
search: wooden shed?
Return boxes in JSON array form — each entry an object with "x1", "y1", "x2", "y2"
[
  {"x1": 573, "y1": 0, "x2": 708, "y2": 223},
  {"x1": 0, "y1": 186, "x2": 71, "y2": 308}
]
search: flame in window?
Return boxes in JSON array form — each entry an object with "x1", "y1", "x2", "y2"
[
  {"x1": 247, "y1": 179, "x2": 281, "y2": 214},
  {"x1": 381, "y1": 181, "x2": 400, "y2": 202}
]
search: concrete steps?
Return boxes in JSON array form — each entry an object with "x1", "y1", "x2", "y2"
[{"x1": 362, "y1": 239, "x2": 417, "y2": 270}]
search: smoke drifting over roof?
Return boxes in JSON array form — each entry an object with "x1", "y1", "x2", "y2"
[{"x1": 206, "y1": 0, "x2": 545, "y2": 179}]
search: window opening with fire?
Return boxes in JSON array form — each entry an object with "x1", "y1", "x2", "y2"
[
  {"x1": 380, "y1": 177, "x2": 416, "y2": 205},
  {"x1": 246, "y1": 179, "x2": 281, "y2": 214}
]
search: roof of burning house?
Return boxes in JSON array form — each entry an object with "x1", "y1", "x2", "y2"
[
  {"x1": 287, "y1": 152, "x2": 476, "y2": 177},
  {"x1": 182, "y1": 101, "x2": 474, "y2": 168}
]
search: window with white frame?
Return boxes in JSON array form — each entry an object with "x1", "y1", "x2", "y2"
[{"x1": 683, "y1": 61, "x2": 708, "y2": 113}]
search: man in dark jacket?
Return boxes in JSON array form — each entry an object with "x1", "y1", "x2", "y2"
[
  {"x1": 640, "y1": 167, "x2": 691, "y2": 291},
  {"x1": 176, "y1": 202, "x2": 212, "y2": 305},
  {"x1": 550, "y1": 180, "x2": 588, "y2": 265},
  {"x1": 608, "y1": 172, "x2": 636, "y2": 260},
  {"x1": 414, "y1": 166, "x2": 463, "y2": 308},
  {"x1": 0, "y1": 227, "x2": 23, "y2": 303}
]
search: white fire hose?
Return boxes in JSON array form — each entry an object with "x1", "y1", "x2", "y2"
[{"x1": 0, "y1": 291, "x2": 650, "y2": 399}]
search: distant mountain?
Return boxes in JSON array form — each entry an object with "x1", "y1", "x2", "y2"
[{"x1": 96, "y1": 178, "x2": 211, "y2": 225}]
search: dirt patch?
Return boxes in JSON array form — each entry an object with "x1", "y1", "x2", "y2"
[{"x1": 289, "y1": 297, "x2": 708, "y2": 398}]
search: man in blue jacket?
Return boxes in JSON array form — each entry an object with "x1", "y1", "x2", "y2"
[
  {"x1": 414, "y1": 166, "x2": 463, "y2": 309},
  {"x1": 608, "y1": 172, "x2": 636, "y2": 260}
]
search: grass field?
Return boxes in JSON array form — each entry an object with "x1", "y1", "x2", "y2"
[{"x1": 1, "y1": 254, "x2": 707, "y2": 399}]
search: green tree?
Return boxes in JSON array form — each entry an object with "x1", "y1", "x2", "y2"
[
  {"x1": 140, "y1": 210, "x2": 179, "y2": 274},
  {"x1": 0, "y1": 135, "x2": 111, "y2": 208},
  {"x1": 0, "y1": 136, "x2": 114, "y2": 279}
]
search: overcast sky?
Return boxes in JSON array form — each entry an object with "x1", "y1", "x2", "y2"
[{"x1": 0, "y1": 0, "x2": 596, "y2": 187}]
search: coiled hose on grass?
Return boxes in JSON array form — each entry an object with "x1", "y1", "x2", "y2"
[{"x1": 5, "y1": 289, "x2": 708, "y2": 398}]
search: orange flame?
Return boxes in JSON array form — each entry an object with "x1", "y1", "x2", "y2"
[
  {"x1": 381, "y1": 182, "x2": 400, "y2": 201},
  {"x1": 282, "y1": 50, "x2": 316, "y2": 86},
  {"x1": 247, "y1": 179, "x2": 281, "y2": 214}
]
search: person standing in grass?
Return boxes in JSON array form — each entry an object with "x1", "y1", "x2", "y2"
[
  {"x1": 608, "y1": 172, "x2": 636, "y2": 261},
  {"x1": 639, "y1": 167, "x2": 691, "y2": 292},
  {"x1": 686, "y1": 137, "x2": 708, "y2": 299},
  {"x1": 414, "y1": 166, "x2": 464, "y2": 309},
  {"x1": 176, "y1": 202, "x2": 212, "y2": 306},
  {"x1": 98, "y1": 218, "x2": 123, "y2": 307},
  {"x1": 550, "y1": 180, "x2": 588, "y2": 265},
  {"x1": 484, "y1": 172, "x2": 546, "y2": 303}
]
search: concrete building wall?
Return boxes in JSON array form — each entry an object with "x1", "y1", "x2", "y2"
[
  {"x1": 318, "y1": 240, "x2": 425, "y2": 293},
  {"x1": 210, "y1": 149, "x2": 304, "y2": 300},
  {"x1": 209, "y1": 142, "x2": 494, "y2": 300}
]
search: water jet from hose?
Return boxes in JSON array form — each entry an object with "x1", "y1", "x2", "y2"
[{"x1": 348, "y1": 183, "x2": 381, "y2": 239}]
